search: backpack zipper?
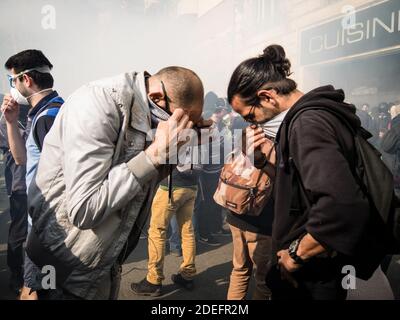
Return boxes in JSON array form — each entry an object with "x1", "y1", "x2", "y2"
[{"x1": 220, "y1": 177, "x2": 256, "y2": 191}]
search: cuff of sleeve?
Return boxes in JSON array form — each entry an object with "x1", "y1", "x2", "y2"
[{"x1": 127, "y1": 151, "x2": 158, "y2": 185}]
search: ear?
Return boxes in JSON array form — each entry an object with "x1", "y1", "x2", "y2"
[
  {"x1": 22, "y1": 73, "x2": 34, "y2": 88},
  {"x1": 257, "y1": 89, "x2": 277, "y2": 105}
]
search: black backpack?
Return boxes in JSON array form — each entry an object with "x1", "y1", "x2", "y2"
[
  {"x1": 287, "y1": 107, "x2": 400, "y2": 254},
  {"x1": 394, "y1": 149, "x2": 400, "y2": 188}
]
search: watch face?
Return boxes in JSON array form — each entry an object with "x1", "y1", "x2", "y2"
[{"x1": 289, "y1": 239, "x2": 298, "y2": 253}]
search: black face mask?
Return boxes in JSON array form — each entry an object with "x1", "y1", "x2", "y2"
[{"x1": 148, "y1": 97, "x2": 171, "y2": 127}]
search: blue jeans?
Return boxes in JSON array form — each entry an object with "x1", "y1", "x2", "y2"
[
  {"x1": 169, "y1": 215, "x2": 181, "y2": 251},
  {"x1": 4, "y1": 151, "x2": 27, "y2": 278},
  {"x1": 169, "y1": 212, "x2": 199, "y2": 250},
  {"x1": 24, "y1": 223, "x2": 43, "y2": 290}
]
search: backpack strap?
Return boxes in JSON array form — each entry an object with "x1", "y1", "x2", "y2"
[
  {"x1": 32, "y1": 98, "x2": 63, "y2": 150},
  {"x1": 285, "y1": 107, "x2": 363, "y2": 207},
  {"x1": 286, "y1": 106, "x2": 386, "y2": 218}
]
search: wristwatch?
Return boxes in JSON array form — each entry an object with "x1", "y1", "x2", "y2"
[{"x1": 288, "y1": 239, "x2": 305, "y2": 265}]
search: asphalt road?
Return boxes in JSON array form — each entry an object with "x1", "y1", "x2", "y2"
[{"x1": 0, "y1": 155, "x2": 397, "y2": 300}]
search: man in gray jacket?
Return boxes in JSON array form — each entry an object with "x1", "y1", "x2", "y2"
[{"x1": 26, "y1": 67, "x2": 205, "y2": 300}]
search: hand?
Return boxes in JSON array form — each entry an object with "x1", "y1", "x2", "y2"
[
  {"x1": 196, "y1": 117, "x2": 216, "y2": 145},
  {"x1": 242, "y1": 125, "x2": 268, "y2": 158},
  {"x1": 277, "y1": 249, "x2": 302, "y2": 273},
  {"x1": 145, "y1": 109, "x2": 194, "y2": 167},
  {"x1": 259, "y1": 139, "x2": 274, "y2": 156},
  {"x1": 277, "y1": 250, "x2": 301, "y2": 288},
  {"x1": 259, "y1": 138, "x2": 277, "y2": 170},
  {"x1": 1, "y1": 95, "x2": 20, "y2": 124},
  {"x1": 195, "y1": 117, "x2": 213, "y2": 129},
  {"x1": 278, "y1": 265, "x2": 299, "y2": 289}
]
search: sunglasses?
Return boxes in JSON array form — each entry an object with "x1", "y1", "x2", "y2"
[
  {"x1": 243, "y1": 105, "x2": 257, "y2": 123},
  {"x1": 7, "y1": 66, "x2": 52, "y2": 88},
  {"x1": 7, "y1": 68, "x2": 39, "y2": 88}
]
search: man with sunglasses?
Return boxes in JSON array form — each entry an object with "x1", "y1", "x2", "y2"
[
  {"x1": 26, "y1": 67, "x2": 208, "y2": 300},
  {"x1": 1, "y1": 49, "x2": 64, "y2": 300}
]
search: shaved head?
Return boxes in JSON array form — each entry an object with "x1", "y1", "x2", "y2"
[{"x1": 154, "y1": 66, "x2": 204, "y2": 108}]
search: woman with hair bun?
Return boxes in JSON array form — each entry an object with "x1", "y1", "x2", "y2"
[{"x1": 226, "y1": 44, "x2": 390, "y2": 300}]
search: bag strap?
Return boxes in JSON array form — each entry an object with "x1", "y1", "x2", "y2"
[
  {"x1": 286, "y1": 107, "x2": 381, "y2": 215},
  {"x1": 253, "y1": 166, "x2": 266, "y2": 192},
  {"x1": 255, "y1": 140, "x2": 276, "y2": 187},
  {"x1": 32, "y1": 99, "x2": 63, "y2": 151}
]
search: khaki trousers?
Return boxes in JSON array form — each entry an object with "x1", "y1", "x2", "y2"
[
  {"x1": 228, "y1": 224, "x2": 272, "y2": 300},
  {"x1": 147, "y1": 188, "x2": 197, "y2": 285}
]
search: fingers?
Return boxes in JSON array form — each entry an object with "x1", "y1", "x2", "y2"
[
  {"x1": 245, "y1": 126, "x2": 268, "y2": 153},
  {"x1": 3, "y1": 95, "x2": 16, "y2": 104},
  {"x1": 177, "y1": 121, "x2": 195, "y2": 148},
  {"x1": 4, "y1": 94, "x2": 13, "y2": 103},
  {"x1": 253, "y1": 137, "x2": 269, "y2": 149},
  {"x1": 2, "y1": 95, "x2": 17, "y2": 107},
  {"x1": 1, "y1": 96, "x2": 17, "y2": 113},
  {"x1": 247, "y1": 135, "x2": 268, "y2": 155},
  {"x1": 246, "y1": 127, "x2": 263, "y2": 140},
  {"x1": 251, "y1": 133, "x2": 267, "y2": 144},
  {"x1": 246, "y1": 127, "x2": 264, "y2": 141},
  {"x1": 277, "y1": 251, "x2": 299, "y2": 289},
  {"x1": 169, "y1": 109, "x2": 198, "y2": 131},
  {"x1": 176, "y1": 114, "x2": 190, "y2": 132},
  {"x1": 246, "y1": 126, "x2": 262, "y2": 135},
  {"x1": 1, "y1": 96, "x2": 11, "y2": 111},
  {"x1": 169, "y1": 110, "x2": 195, "y2": 132},
  {"x1": 196, "y1": 118, "x2": 213, "y2": 128},
  {"x1": 170, "y1": 108, "x2": 186, "y2": 122},
  {"x1": 246, "y1": 140, "x2": 268, "y2": 159},
  {"x1": 186, "y1": 121, "x2": 194, "y2": 130}
]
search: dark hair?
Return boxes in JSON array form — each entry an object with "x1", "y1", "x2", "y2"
[
  {"x1": 5, "y1": 49, "x2": 54, "y2": 89},
  {"x1": 227, "y1": 44, "x2": 297, "y2": 105}
]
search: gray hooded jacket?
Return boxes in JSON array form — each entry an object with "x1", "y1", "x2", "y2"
[{"x1": 27, "y1": 72, "x2": 168, "y2": 299}]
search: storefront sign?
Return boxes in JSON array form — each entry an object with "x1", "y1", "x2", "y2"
[{"x1": 301, "y1": 0, "x2": 400, "y2": 65}]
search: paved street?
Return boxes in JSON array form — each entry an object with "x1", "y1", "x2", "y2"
[
  {"x1": 118, "y1": 236, "x2": 235, "y2": 300},
  {"x1": 0, "y1": 152, "x2": 238, "y2": 300},
  {"x1": 0, "y1": 197, "x2": 236, "y2": 300},
  {"x1": 0, "y1": 156, "x2": 396, "y2": 300}
]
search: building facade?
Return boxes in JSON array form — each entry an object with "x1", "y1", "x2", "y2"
[{"x1": 193, "y1": 0, "x2": 400, "y2": 107}]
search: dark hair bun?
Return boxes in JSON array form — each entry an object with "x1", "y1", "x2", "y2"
[{"x1": 262, "y1": 44, "x2": 292, "y2": 77}]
